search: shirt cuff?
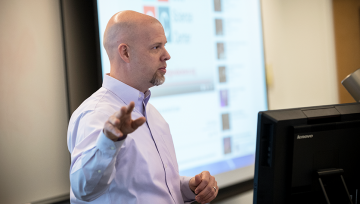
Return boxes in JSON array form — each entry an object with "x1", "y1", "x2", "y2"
[
  {"x1": 181, "y1": 176, "x2": 196, "y2": 201},
  {"x1": 96, "y1": 131, "x2": 124, "y2": 154}
]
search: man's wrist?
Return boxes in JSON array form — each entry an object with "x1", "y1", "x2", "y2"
[{"x1": 117, "y1": 134, "x2": 127, "y2": 141}]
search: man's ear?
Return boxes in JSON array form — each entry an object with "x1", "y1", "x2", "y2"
[{"x1": 118, "y1": 43, "x2": 130, "y2": 63}]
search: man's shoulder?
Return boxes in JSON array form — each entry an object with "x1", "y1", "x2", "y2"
[
  {"x1": 146, "y1": 102, "x2": 158, "y2": 114},
  {"x1": 146, "y1": 102, "x2": 167, "y2": 123},
  {"x1": 70, "y1": 87, "x2": 125, "y2": 122}
]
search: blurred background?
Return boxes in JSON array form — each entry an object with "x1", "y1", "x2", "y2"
[{"x1": 0, "y1": 0, "x2": 358, "y2": 203}]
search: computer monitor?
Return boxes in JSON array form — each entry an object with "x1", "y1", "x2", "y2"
[{"x1": 253, "y1": 103, "x2": 360, "y2": 204}]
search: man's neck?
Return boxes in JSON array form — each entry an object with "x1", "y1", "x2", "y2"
[{"x1": 108, "y1": 72, "x2": 149, "y2": 93}]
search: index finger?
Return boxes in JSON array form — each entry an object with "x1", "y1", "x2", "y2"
[
  {"x1": 195, "y1": 171, "x2": 210, "y2": 194},
  {"x1": 126, "y1": 102, "x2": 135, "y2": 114},
  {"x1": 114, "y1": 106, "x2": 127, "y2": 119},
  {"x1": 114, "y1": 102, "x2": 135, "y2": 119}
]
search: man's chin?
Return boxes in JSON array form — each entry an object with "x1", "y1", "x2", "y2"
[
  {"x1": 149, "y1": 74, "x2": 165, "y2": 86},
  {"x1": 154, "y1": 77, "x2": 165, "y2": 86}
]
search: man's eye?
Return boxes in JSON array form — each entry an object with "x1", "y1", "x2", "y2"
[{"x1": 153, "y1": 46, "x2": 159, "y2": 49}]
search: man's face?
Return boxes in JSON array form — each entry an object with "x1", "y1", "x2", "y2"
[{"x1": 129, "y1": 22, "x2": 171, "y2": 90}]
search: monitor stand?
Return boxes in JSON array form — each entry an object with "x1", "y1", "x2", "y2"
[{"x1": 317, "y1": 168, "x2": 353, "y2": 204}]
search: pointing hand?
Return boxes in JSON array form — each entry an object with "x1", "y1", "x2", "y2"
[{"x1": 104, "y1": 102, "x2": 146, "y2": 141}]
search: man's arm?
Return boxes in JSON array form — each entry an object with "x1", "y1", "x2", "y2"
[
  {"x1": 70, "y1": 130, "x2": 124, "y2": 201},
  {"x1": 69, "y1": 102, "x2": 146, "y2": 201}
]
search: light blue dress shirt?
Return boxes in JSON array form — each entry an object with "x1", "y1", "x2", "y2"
[{"x1": 67, "y1": 74, "x2": 196, "y2": 204}]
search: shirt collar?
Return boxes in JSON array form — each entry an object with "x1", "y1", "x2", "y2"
[{"x1": 102, "y1": 74, "x2": 151, "y2": 114}]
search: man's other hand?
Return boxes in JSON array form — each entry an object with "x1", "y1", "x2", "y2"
[
  {"x1": 104, "y1": 101, "x2": 146, "y2": 141},
  {"x1": 189, "y1": 171, "x2": 218, "y2": 204}
]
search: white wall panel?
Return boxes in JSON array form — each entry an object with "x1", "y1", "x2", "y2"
[
  {"x1": 0, "y1": 1, "x2": 70, "y2": 203},
  {"x1": 262, "y1": 0, "x2": 338, "y2": 110}
]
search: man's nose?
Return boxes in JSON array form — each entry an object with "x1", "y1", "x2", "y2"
[{"x1": 162, "y1": 48, "x2": 171, "y2": 61}]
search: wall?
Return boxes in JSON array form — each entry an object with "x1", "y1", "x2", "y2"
[
  {"x1": 0, "y1": 1, "x2": 70, "y2": 203},
  {"x1": 263, "y1": 0, "x2": 338, "y2": 110}
]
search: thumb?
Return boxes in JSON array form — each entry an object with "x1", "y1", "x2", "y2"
[
  {"x1": 131, "y1": 117, "x2": 146, "y2": 129},
  {"x1": 189, "y1": 174, "x2": 202, "y2": 192},
  {"x1": 193, "y1": 174, "x2": 202, "y2": 187}
]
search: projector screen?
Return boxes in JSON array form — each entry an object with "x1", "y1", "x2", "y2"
[{"x1": 97, "y1": 0, "x2": 267, "y2": 188}]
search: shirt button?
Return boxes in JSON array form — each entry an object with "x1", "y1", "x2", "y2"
[
  {"x1": 138, "y1": 94, "x2": 141, "y2": 98},
  {"x1": 98, "y1": 170, "x2": 101, "y2": 173},
  {"x1": 111, "y1": 146, "x2": 114, "y2": 150}
]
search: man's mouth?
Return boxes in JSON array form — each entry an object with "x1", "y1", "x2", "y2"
[{"x1": 158, "y1": 66, "x2": 166, "y2": 74}]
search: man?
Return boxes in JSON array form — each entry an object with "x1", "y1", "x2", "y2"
[{"x1": 67, "y1": 10, "x2": 218, "y2": 204}]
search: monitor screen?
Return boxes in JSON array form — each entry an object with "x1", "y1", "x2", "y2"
[
  {"x1": 97, "y1": 0, "x2": 267, "y2": 188},
  {"x1": 254, "y1": 103, "x2": 360, "y2": 204}
]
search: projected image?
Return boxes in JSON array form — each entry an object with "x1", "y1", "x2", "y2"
[
  {"x1": 143, "y1": 6, "x2": 155, "y2": 17},
  {"x1": 219, "y1": 90, "x2": 228, "y2": 107},
  {"x1": 218, "y1": 66, "x2": 227, "y2": 83},
  {"x1": 214, "y1": 0, "x2": 222, "y2": 12},
  {"x1": 97, "y1": 0, "x2": 267, "y2": 187},
  {"x1": 221, "y1": 113, "x2": 230, "y2": 130},
  {"x1": 217, "y1": 42, "x2": 225, "y2": 59},
  {"x1": 158, "y1": 7, "x2": 171, "y2": 42},
  {"x1": 223, "y1": 137, "x2": 232, "y2": 154},
  {"x1": 215, "y1": 19, "x2": 223, "y2": 35}
]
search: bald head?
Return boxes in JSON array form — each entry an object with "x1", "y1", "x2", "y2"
[
  {"x1": 103, "y1": 10, "x2": 170, "y2": 93},
  {"x1": 103, "y1": 10, "x2": 161, "y2": 61}
]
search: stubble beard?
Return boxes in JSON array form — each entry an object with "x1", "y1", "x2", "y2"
[{"x1": 150, "y1": 70, "x2": 165, "y2": 86}]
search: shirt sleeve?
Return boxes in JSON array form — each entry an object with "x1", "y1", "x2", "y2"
[
  {"x1": 180, "y1": 176, "x2": 196, "y2": 203},
  {"x1": 69, "y1": 110, "x2": 124, "y2": 202}
]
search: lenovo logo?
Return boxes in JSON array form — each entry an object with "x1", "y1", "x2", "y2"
[{"x1": 297, "y1": 134, "x2": 313, "y2": 139}]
